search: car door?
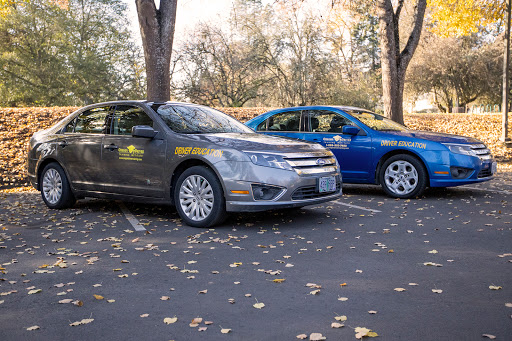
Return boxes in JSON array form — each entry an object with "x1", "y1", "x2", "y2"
[
  {"x1": 256, "y1": 110, "x2": 306, "y2": 140},
  {"x1": 58, "y1": 106, "x2": 112, "y2": 191},
  {"x1": 100, "y1": 104, "x2": 166, "y2": 198},
  {"x1": 306, "y1": 109, "x2": 372, "y2": 181}
]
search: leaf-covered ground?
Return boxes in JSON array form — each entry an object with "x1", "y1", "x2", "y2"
[
  {"x1": 0, "y1": 175, "x2": 511, "y2": 340},
  {"x1": 1, "y1": 107, "x2": 511, "y2": 188}
]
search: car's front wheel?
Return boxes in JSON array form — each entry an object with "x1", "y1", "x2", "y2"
[
  {"x1": 174, "y1": 166, "x2": 226, "y2": 228},
  {"x1": 40, "y1": 162, "x2": 76, "y2": 209},
  {"x1": 379, "y1": 154, "x2": 427, "y2": 199}
]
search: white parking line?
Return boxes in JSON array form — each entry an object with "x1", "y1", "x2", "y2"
[
  {"x1": 117, "y1": 201, "x2": 146, "y2": 231},
  {"x1": 460, "y1": 186, "x2": 512, "y2": 196},
  {"x1": 332, "y1": 201, "x2": 382, "y2": 213}
]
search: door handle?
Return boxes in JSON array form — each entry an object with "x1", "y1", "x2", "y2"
[
  {"x1": 103, "y1": 144, "x2": 118, "y2": 150},
  {"x1": 58, "y1": 141, "x2": 68, "y2": 147}
]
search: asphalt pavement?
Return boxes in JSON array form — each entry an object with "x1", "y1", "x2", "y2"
[{"x1": 1, "y1": 173, "x2": 511, "y2": 341}]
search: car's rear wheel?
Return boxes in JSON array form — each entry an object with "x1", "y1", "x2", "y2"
[
  {"x1": 40, "y1": 162, "x2": 76, "y2": 209},
  {"x1": 174, "y1": 166, "x2": 226, "y2": 228},
  {"x1": 379, "y1": 154, "x2": 427, "y2": 199}
]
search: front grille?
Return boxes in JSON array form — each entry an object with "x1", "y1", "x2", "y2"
[
  {"x1": 291, "y1": 179, "x2": 341, "y2": 200},
  {"x1": 284, "y1": 152, "x2": 338, "y2": 176},
  {"x1": 478, "y1": 168, "x2": 492, "y2": 178},
  {"x1": 471, "y1": 144, "x2": 492, "y2": 160}
]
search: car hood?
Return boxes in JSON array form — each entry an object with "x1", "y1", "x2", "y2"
[
  {"x1": 382, "y1": 130, "x2": 482, "y2": 144},
  {"x1": 188, "y1": 133, "x2": 327, "y2": 153}
]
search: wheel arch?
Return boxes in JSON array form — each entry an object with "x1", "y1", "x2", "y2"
[
  {"x1": 36, "y1": 158, "x2": 64, "y2": 191},
  {"x1": 375, "y1": 150, "x2": 430, "y2": 185},
  {"x1": 168, "y1": 158, "x2": 226, "y2": 204}
]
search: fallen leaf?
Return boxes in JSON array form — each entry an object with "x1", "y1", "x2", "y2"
[
  {"x1": 338, "y1": 297, "x2": 348, "y2": 301},
  {"x1": 273, "y1": 279, "x2": 286, "y2": 283},
  {"x1": 432, "y1": 289, "x2": 443, "y2": 294},
  {"x1": 198, "y1": 290, "x2": 208, "y2": 294},
  {"x1": 334, "y1": 315, "x2": 347, "y2": 322},
  {"x1": 72, "y1": 300, "x2": 83, "y2": 307},
  {"x1": 428, "y1": 250, "x2": 439, "y2": 254},
  {"x1": 253, "y1": 302, "x2": 265, "y2": 309},
  {"x1": 160, "y1": 296, "x2": 170, "y2": 300},
  {"x1": 296, "y1": 334, "x2": 308, "y2": 340},
  {"x1": 69, "y1": 318, "x2": 94, "y2": 326},
  {"x1": 140, "y1": 314, "x2": 149, "y2": 318},
  {"x1": 505, "y1": 303, "x2": 512, "y2": 308},
  {"x1": 394, "y1": 288, "x2": 406, "y2": 292},
  {"x1": 331, "y1": 322, "x2": 344, "y2": 328},
  {"x1": 58, "y1": 299, "x2": 73, "y2": 304},
  {"x1": 482, "y1": 334, "x2": 496, "y2": 339},
  {"x1": 310, "y1": 290, "x2": 321, "y2": 295},
  {"x1": 163, "y1": 317, "x2": 177, "y2": 324},
  {"x1": 221, "y1": 328, "x2": 232, "y2": 334},
  {"x1": 309, "y1": 333, "x2": 326, "y2": 340},
  {"x1": 26, "y1": 326, "x2": 40, "y2": 331},
  {"x1": 368, "y1": 310, "x2": 377, "y2": 314},
  {"x1": 355, "y1": 327, "x2": 371, "y2": 339},
  {"x1": 489, "y1": 285, "x2": 502, "y2": 290},
  {"x1": 107, "y1": 299, "x2": 115, "y2": 303},
  {"x1": 191, "y1": 317, "x2": 203, "y2": 324},
  {"x1": 28, "y1": 289, "x2": 42, "y2": 295},
  {"x1": 198, "y1": 327, "x2": 207, "y2": 331},
  {"x1": 93, "y1": 294, "x2": 104, "y2": 300}
]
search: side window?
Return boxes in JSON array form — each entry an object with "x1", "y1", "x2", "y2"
[
  {"x1": 308, "y1": 110, "x2": 352, "y2": 133},
  {"x1": 268, "y1": 111, "x2": 302, "y2": 131},
  {"x1": 74, "y1": 107, "x2": 111, "y2": 134},
  {"x1": 256, "y1": 119, "x2": 267, "y2": 131},
  {"x1": 112, "y1": 105, "x2": 153, "y2": 135}
]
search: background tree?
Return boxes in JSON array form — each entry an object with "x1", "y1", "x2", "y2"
[
  {"x1": 407, "y1": 34, "x2": 502, "y2": 112},
  {"x1": 377, "y1": 0, "x2": 427, "y2": 124},
  {"x1": 135, "y1": 0, "x2": 177, "y2": 102},
  {"x1": 0, "y1": 0, "x2": 144, "y2": 106},
  {"x1": 176, "y1": 23, "x2": 274, "y2": 107}
]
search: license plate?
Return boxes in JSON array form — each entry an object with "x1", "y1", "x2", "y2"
[
  {"x1": 491, "y1": 161, "x2": 497, "y2": 174},
  {"x1": 319, "y1": 176, "x2": 336, "y2": 193}
]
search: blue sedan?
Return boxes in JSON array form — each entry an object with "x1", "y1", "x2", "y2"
[{"x1": 246, "y1": 106, "x2": 497, "y2": 198}]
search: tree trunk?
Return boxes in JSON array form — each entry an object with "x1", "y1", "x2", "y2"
[
  {"x1": 135, "y1": 0, "x2": 178, "y2": 102},
  {"x1": 377, "y1": 0, "x2": 426, "y2": 124}
]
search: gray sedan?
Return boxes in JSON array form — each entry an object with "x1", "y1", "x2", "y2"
[{"x1": 27, "y1": 101, "x2": 342, "y2": 227}]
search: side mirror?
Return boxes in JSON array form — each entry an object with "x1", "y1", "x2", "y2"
[
  {"x1": 132, "y1": 125, "x2": 158, "y2": 138},
  {"x1": 342, "y1": 125, "x2": 360, "y2": 135}
]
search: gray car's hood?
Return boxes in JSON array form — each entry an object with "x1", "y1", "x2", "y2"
[
  {"x1": 382, "y1": 130, "x2": 482, "y2": 144},
  {"x1": 188, "y1": 133, "x2": 326, "y2": 153}
]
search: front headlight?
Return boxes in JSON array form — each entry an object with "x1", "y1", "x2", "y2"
[
  {"x1": 444, "y1": 143, "x2": 478, "y2": 157},
  {"x1": 244, "y1": 152, "x2": 293, "y2": 171}
]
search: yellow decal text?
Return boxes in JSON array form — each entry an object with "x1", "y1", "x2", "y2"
[
  {"x1": 175, "y1": 147, "x2": 223, "y2": 158},
  {"x1": 381, "y1": 140, "x2": 426, "y2": 149},
  {"x1": 119, "y1": 145, "x2": 144, "y2": 161}
]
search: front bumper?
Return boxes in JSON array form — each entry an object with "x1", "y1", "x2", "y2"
[
  {"x1": 226, "y1": 189, "x2": 342, "y2": 212},
  {"x1": 429, "y1": 153, "x2": 496, "y2": 188},
  {"x1": 215, "y1": 160, "x2": 342, "y2": 212}
]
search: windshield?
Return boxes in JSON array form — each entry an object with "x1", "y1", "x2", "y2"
[
  {"x1": 152, "y1": 104, "x2": 253, "y2": 134},
  {"x1": 344, "y1": 110, "x2": 408, "y2": 132}
]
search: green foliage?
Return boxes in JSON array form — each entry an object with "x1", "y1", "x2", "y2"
[
  {"x1": 0, "y1": 0, "x2": 145, "y2": 106},
  {"x1": 406, "y1": 33, "x2": 502, "y2": 112}
]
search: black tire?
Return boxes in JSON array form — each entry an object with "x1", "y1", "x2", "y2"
[
  {"x1": 174, "y1": 166, "x2": 226, "y2": 228},
  {"x1": 40, "y1": 162, "x2": 76, "y2": 209},
  {"x1": 379, "y1": 154, "x2": 427, "y2": 199}
]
